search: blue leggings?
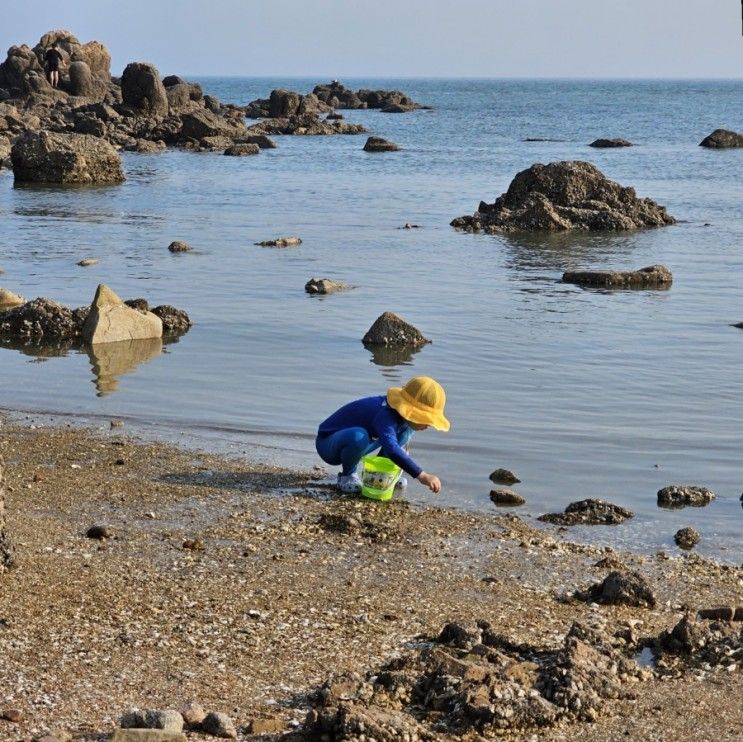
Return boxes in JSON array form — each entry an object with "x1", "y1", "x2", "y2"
[{"x1": 316, "y1": 427, "x2": 412, "y2": 476}]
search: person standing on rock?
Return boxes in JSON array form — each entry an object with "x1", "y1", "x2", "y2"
[
  {"x1": 45, "y1": 45, "x2": 63, "y2": 88},
  {"x1": 316, "y1": 376, "x2": 449, "y2": 494}
]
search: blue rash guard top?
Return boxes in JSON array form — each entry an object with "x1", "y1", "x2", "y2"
[{"x1": 317, "y1": 395, "x2": 422, "y2": 478}]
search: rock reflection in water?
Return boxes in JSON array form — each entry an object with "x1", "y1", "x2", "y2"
[
  {"x1": 366, "y1": 344, "x2": 422, "y2": 381},
  {"x1": 86, "y1": 337, "x2": 163, "y2": 396}
]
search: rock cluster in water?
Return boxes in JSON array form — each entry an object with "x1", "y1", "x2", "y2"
[
  {"x1": 562, "y1": 264, "x2": 673, "y2": 289},
  {"x1": 539, "y1": 498, "x2": 634, "y2": 526},
  {"x1": 450, "y1": 161, "x2": 676, "y2": 233},
  {"x1": 0, "y1": 290, "x2": 191, "y2": 351}
]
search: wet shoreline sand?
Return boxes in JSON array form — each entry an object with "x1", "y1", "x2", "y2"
[{"x1": 0, "y1": 415, "x2": 741, "y2": 740}]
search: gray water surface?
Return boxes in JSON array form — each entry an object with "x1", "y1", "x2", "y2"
[{"x1": 1, "y1": 79, "x2": 742, "y2": 561}]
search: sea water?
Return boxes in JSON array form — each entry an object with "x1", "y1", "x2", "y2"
[{"x1": 1, "y1": 79, "x2": 742, "y2": 561}]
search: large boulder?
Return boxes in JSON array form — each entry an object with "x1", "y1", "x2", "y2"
[
  {"x1": 120, "y1": 62, "x2": 168, "y2": 117},
  {"x1": 68, "y1": 60, "x2": 105, "y2": 98},
  {"x1": 269, "y1": 89, "x2": 301, "y2": 117},
  {"x1": 0, "y1": 44, "x2": 45, "y2": 91},
  {"x1": 0, "y1": 456, "x2": 14, "y2": 573},
  {"x1": 699, "y1": 128, "x2": 743, "y2": 148},
  {"x1": 451, "y1": 161, "x2": 676, "y2": 233},
  {"x1": 83, "y1": 284, "x2": 162, "y2": 344},
  {"x1": 179, "y1": 109, "x2": 244, "y2": 140},
  {"x1": 11, "y1": 130, "x2": 124, "y2": 183}
]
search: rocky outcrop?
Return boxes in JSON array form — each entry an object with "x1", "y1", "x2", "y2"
[
  {"x1": 575, "y1": 570, "x2": 656, "y2": 608},
  {"x1": 363, "y1": 136, "x2": 399, "y2": 152},
  {"x1": 246, "y1": 113, "x2": 366, "y2": 136},
  {"x1": 539, "y1": 499, "x2": 634, "y2": 526},
  {"x1": 589, "y1": 138, "x2": 633, "y2": 148},
  {"x1": 562, "y1": 264, "x2": 672, "y2": 289},
  {"x1": 362, "y1": 312, "x2": 430, "y2": 347},
  {"x1": 120, "y1": 62, "x2": 168, "y2": 118},
  {"x1": 699, "y1": 128, "x2": 743, "y2": 148},
  {"x1": 657, "y1": 485, "x2": 715, "y2": 508},
  {"x1": 305, "y1": 278, "x2": 353, "y2": 295},
  {"x1": 0, "y1": 297, "x2": 86, "y2": 344},
  {"x1": 451, "y1": 161, "x2": 676, "y2": 233},
  {"x1": 83, "y1": 284, "x2": 162, "y2": 344},
  {"x1": 239, "y1": 134, "x2": 276, "y2": 149},
  {"x1": 301, "y1": 618, "x2": 648, "y2": 738},
  {"x1": 11, "y1": 130, "x2": 124, "y2": 183},
  {"x1": 311, "y1": 81, "x2": 425, "y2": 111},
  {"x1": 0, "y1": 456, "x2": 14, "y2": 573}
]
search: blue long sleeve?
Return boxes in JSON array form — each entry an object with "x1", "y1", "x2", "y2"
[{"x1": 318, "y1": 395, "x2": 423, "y2": 478}]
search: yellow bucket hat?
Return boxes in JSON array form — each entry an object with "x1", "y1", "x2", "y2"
[{"x1": 387, "y1": 376, "x2": 450, "y2": 431}]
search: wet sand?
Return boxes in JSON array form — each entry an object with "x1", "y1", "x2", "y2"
[{"x1": 0, "y1": 415, "x2": 741, "y2": 741}]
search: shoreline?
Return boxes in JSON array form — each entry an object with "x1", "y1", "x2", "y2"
[{"x1": 0, "y1": 414, "x2": 741, "y2": 740}]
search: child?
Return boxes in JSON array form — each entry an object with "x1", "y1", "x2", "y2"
[{"x1": 316, "y1": 376, "x2": 450, "y2": 494}]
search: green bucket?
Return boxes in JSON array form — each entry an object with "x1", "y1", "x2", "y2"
[{"x1": 360, "y1": 455, "x2": 401, "y2": 501}]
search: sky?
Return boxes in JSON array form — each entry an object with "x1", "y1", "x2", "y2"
[{"x1": 2, "y1": 0, "x2": 743, "y2": 79}]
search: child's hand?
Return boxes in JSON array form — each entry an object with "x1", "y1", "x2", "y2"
[{"x1": 417, "y1": 471, "x2": 441, "y2": 494}]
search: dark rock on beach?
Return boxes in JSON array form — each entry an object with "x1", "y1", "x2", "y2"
[
  {"x1": 656, "y1": 615, "x2": 743, "y2": 672},
  {"x1": 0, "y1": 456, "x2": 14, "y2": 573},
  {"x1": 302, "y1": 618, "x2": 648, "y2": 737},
  {"x1": 575, "y1": 570, "x2": 657, "y2": 608},
  {"x1": 11, "y1": 130, "x2": 124, "y2": 183},
  {"x1": 490, "y1": 488, "x2": 526, "y2": 506},
  {"x1": 362, "y1": 312, "x2": 430, "y2": 347},
  {"x1": 674, "y1": 527, "x2": 700, "y2": 550},
  {"x1": 699, "y1": 128, "x2": 743, "y2": 148},
  {"x1": 562, "y1": 264, "x2": 672, "y2": 289},
  {"x1": 451, "y1": 161, "x2": 675, "y2": 233},
  {"x1": 539, "y1": 499, "x2": 634, "y2": 526},
  {"x1": 589, "y1": 138, "x2": 633, "y2": 148},
  {"x1": 363, "y1": 136, "x2": 399, "y2": 152},
  {"x1": 657, "y1": 485, "x2": 715, "y2": 508}
]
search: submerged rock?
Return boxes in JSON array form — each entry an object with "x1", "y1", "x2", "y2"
[
  {"x1": 304, "y1": 278, "x2": 353, "y2": 295},
  {"x1": 0, "y1": 457, "x2": 15, "y2": 573},
  {"x1": 489, "y1": 468, "x2": 521, "y2": 485},
  {"x1": 657, "y1": 484, "x2": 715, "y2": 508},
  {"x1": 362, "y1": 312, "x2": 430, "y2": 347},
  {"x1": 363, "y1": 136, "x2": 400, "y2": 152},
  {"x1": 562, "y1": 264, "x2": 672, "y2": 289},
  {"x1": 83, "y1": 284, "x2": 162, "y2": 344},
  {"x1": 674, "y1": 527, "x2": 700, "y2": 549},
  {"x1": 11, "y1": 130, "x2": 125, "y2": 184},
  {"x1": 255, "y1": 236, "x2": 302, "y2": 247},
  {"x1": 699, "y1": 128, "x2": 743, "y2": 148},
  {"x1": 223, "y1": 143, "x2": 259, "y2": 156},
  {"x1": 589, "y1": 138, "x2": 633, "y2": 148},
  {"x1": 451, "y1": 161, "x2": 675, "y2": 233},
  {"x1": 575, "y1": 570, "x2": 656, "y2": 608},
  {"x1": 167, "y1": 241, "x2": 191, "y2": 252},
  {"x1": 539, "y1": 498, "x2": 633, "y2": 526}
]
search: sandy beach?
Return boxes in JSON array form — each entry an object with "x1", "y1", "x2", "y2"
[{"x1": 0, "y1": 415, "x2": 741, "y2": 741}]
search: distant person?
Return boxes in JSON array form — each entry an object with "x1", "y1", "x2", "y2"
[
  {"x1": 315, "y1": 376, "x2": 450, "y2": 494},
  {"x1": 45, "y1": 45, "x2": 63, "y2": 88}
]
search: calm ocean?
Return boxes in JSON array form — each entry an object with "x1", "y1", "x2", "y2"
[{"x1": 1, "y1": 78, "x2": 742, "y2": 561}]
